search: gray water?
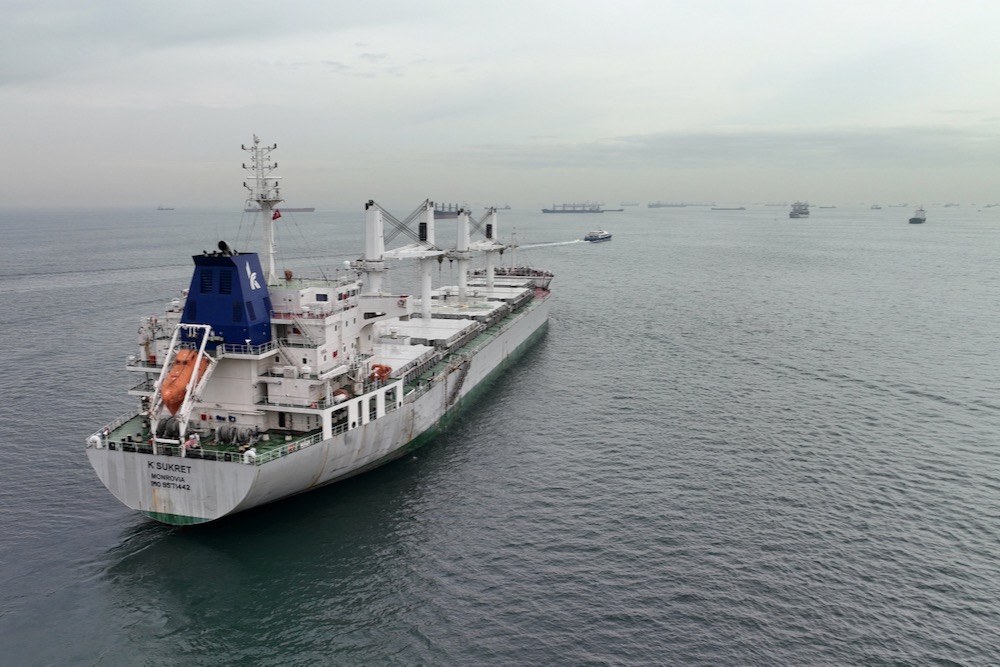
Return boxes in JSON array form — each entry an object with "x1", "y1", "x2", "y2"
[{"x1": 1, "y1": 204, "x2": 999, "y2": 666}]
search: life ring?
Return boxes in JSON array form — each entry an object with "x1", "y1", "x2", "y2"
[
  {"x1": 397, "y1": 299, "x2": 406, "y2": 307},
  {"x1": 310, "y1": 402, "x2": 318, "y2": 409}
]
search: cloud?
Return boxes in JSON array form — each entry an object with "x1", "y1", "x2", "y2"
[{"x1": 457, "y1": 125, "x2": 1000, "y2": 172}]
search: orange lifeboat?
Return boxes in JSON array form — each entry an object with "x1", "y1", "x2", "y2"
[
  {"x1": 369, "y1": 364, "x2": 392, "y2": 382},
  {"x1": 161, "y1": 349, "x2": 209, "y2": 415}
]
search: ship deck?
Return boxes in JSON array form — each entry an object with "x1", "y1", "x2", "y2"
[
  {"x1": 94, "y1": 286, "x2": 548, "y2": 469},
  {"x1": 99, "y1": 413, "x2": 350, "y2": 466}
]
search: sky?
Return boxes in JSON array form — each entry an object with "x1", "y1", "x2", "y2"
[{"x1": 2, "y1": 0, "x2": 999, "y2": 208}]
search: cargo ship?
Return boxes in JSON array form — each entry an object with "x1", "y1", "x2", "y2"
[
  {"x1": 542, "y1": 203, "x2": 604, "y2": 213},
  {"x1": 86, "y1": 136, "x2": 553, "y2": 525}
]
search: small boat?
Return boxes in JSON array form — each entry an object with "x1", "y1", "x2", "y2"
[
  {"x1": 870, "y1": 204, "x2": 882, "y2": 210},
  {"x1": 156, "y1": 205, "x2": 175, "y2": 211},
  {"x1": 909, "y1": 206, "x2": 926, "y2": 224},
  {"x1": 584, "y1": 230, "x2": 612, "y2": 242},
  {"x1": 789, "y1": 201, "x2": 810, "y2": 218}
]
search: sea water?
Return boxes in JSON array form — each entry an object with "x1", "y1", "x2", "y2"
[{"x1": 1, "y1": 204, "x2": 999, "y2": 665}]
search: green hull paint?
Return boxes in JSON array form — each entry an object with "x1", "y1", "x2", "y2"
[
  {"x1": 142, "y1": 510, "x2": 212, "y2": 525},
  {"x1": 402, "y1": 319, "x2": 549, "y2": 454}
]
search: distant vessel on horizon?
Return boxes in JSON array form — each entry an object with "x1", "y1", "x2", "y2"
[
  {"x1": 648, "y1": 201, "x2": 687, "y2": 208},
  {"x1": 711, "y1": 206, "x2": 745, "y2": 211},
  {"x1": 789, "y1": 202, "x2": 810, "y2": 218},
  {"x1": 909, "y1": 206, "x2": 927, "y2": 224},
  {"x1": 870, "y1": 204, "x2": 882, "y2": 210},
  {"x1": 542, "y1": 203, "x2": 605, "y2": 213},
  {"x1": 156, "y1": 205, "x2": 175, "y2": 211},
  {"x1": 433, "y1": 202, "x2": 467, "y2": 218}
]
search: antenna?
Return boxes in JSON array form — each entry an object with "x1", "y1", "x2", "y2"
[{"x1": 242, "y1": 135, "x2": 283, "y2": 285}]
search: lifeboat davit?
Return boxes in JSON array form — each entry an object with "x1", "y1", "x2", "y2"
[{"x1": 161, "y1": 349, "x2": 209, "y2": 415}]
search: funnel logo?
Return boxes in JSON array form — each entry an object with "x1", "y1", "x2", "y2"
[{"x1": 245, "y1": 261, "x2": 261, "y2": 290}]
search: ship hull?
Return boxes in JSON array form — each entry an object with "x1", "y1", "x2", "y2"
[{"x1": 88, "y1": 298, "x2": 550, "y2": 525}]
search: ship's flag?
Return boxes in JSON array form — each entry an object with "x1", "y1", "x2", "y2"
[{"x1": 272, "y1": 210, "x2": 282, "y2": 220}]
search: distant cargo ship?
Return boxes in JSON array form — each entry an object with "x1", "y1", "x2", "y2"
[
  {"x1": 542, "y1": 203, "x2": 605, "y2": 213},
  {"x1": 433, "y1": 202, "x2": 468, "y2": 218}
]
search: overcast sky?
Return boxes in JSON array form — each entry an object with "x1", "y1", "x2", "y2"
[{"x1": 3, "y1": 0, "x2": 998, "y2": 208}]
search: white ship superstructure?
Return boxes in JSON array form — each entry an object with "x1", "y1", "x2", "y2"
[{"x1": 86, "y1": 137, "x2": 552, "y2": 525}]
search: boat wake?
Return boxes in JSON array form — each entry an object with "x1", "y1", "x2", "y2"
[{"x1": 520, "y1": 239, "x2": 585, "y2": 249}]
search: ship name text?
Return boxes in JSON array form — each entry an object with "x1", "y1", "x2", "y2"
[{"x1": 148, "y1": 462, "x2": 192, "y2": 473}]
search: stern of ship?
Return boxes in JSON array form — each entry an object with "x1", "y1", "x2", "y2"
[{"x1": 87, "y1": 447, "x2": 259, "y2": 525}]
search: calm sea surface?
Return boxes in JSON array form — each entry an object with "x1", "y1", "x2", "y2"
[{"x1": 1, "y1": 204, "x2": 999, "y2": 666}]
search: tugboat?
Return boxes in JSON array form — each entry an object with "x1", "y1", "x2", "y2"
[
  {"x1": 909, "y1": 206, "x2": 926, "y2": 224},
  {"x1": 86, "y1": 136, "x2": 554, "y2": 525}
]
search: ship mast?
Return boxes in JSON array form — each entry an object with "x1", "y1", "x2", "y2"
[{"x1": 242, "y1": 135, "x2": 283, "y2": 286}]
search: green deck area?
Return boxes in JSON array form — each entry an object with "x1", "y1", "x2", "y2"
[{"x1": 100, "y1": 413, "x2": 328, "y2": 465}]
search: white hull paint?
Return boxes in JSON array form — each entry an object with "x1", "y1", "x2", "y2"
[{"x1": 88, "y1": 298, "x2": 549, "y2": 524}]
